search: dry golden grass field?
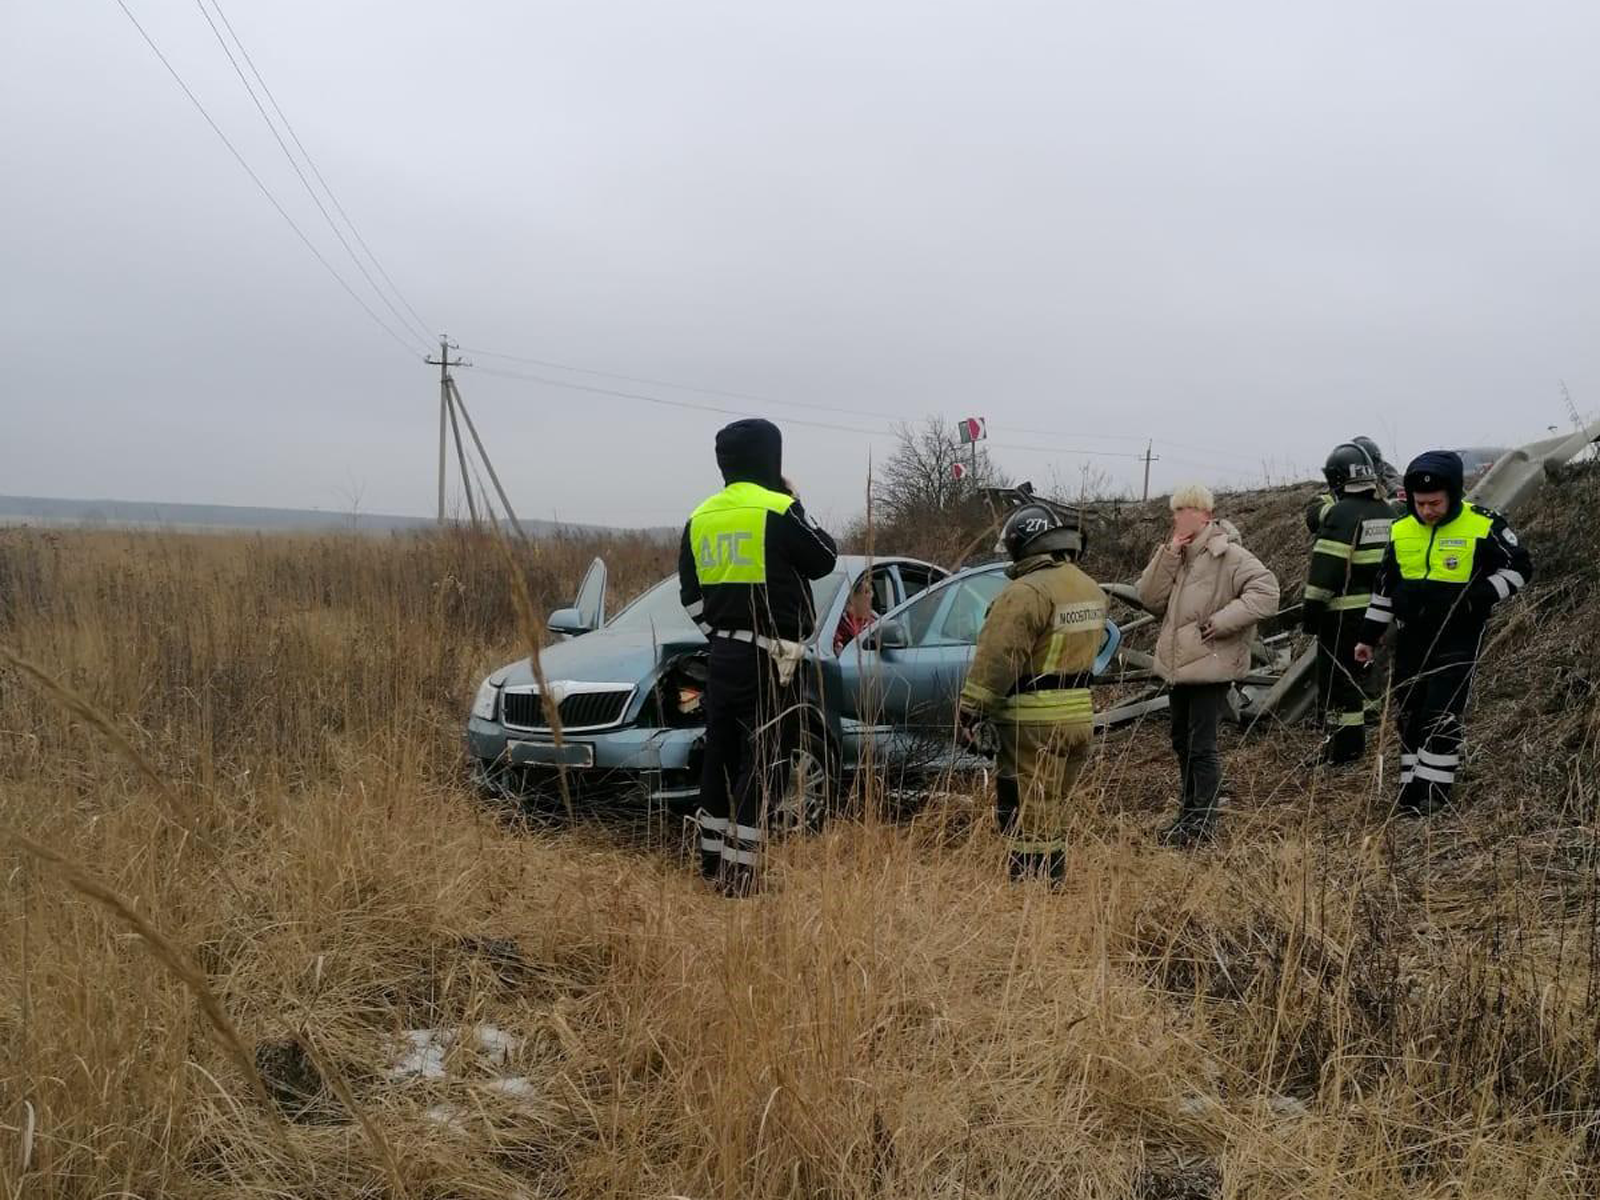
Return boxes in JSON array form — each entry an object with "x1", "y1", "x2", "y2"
[{"x1": 2, "y1": 467, "x2": 1598, "y2": 1198}]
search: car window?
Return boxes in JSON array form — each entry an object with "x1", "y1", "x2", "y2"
[
  {"x1": 898, "y1": 579, "x2": 949, "y2": 646},
  {"x1": 809, "y1": 572, "x2": 847, "y2": 634},
  {"x1": 870, "y1": 566, "x2": 896, "y2": 613},
  {"x1": 928, "y1": 572, "x2": 1007, "y2": 646},
  {"x1": 896, "y1": 563, "x2": 939, "y2": 599},
  {"x1": 893, "y1": 569, "x2": 1004, "y2": 647}
]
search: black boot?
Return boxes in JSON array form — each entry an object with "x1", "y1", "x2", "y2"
[
  {"x1": 1006, "y1": 848, "x2": 1067, "y2": 886},
  {"x1": 715, "y1": 862, "x2": 762, "y2": 898},
  {"x1": 700, "y1": 848, "x2": 722, "y2": 880},
  {"x1": 1158, "y1": 806, "x2": 1217, "y2": 848},
  {"x1": 1315, "y1": 737, "x2": 1358, "y2": 768}
]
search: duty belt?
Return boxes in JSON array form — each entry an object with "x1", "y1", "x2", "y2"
[
  {"x1": 1007, "y1": 671, "x2": 1094, "y2": 696},
  {"x1": 713, "y1": 628, "x2": 783, "y2": 653}
]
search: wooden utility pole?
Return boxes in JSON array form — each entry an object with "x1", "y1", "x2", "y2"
[
  {"x1": 425, "y1": 336, "x2": 465, "y2": 524},
  {"x1": 424, "y1": 339, "x2": 529, "y2": 539},
  {"x1": 444, "y1": 390, "x2": 480, "y2": 528},
  {"x1": 1140, "y1": 440, "x2": 1160, "y2": 502},
  {"x1": 448, "y1": 379, "x2": 528, "y2": 541}
]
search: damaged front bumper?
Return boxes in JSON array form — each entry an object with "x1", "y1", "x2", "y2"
[{"x1": 465, "y1": 717, "x2": 705, "y2": 808}]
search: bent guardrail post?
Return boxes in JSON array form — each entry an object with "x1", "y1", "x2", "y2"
[{"x1": 1467, "y1": 416, "x2": 1600, "y2": 511}]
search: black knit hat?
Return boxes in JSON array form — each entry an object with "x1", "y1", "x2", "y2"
[
  {"x1": 714, "y1": 418, "x2": 784, "y2": 490},
  {"x1": 1403, "y1": 450, "x2": 1464, "y2": 499}
]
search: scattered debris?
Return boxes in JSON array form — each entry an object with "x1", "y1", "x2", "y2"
[
  {"x1": 385, "y1": 1024, "x2": 518, "y2": 1080},
  {"x1": 382, "y1": 1023, "x2": 545, "y2": 1135}
]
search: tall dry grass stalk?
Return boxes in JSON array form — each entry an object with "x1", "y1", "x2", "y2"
[{"x1": 1, "y1": 468, "x2": 1597, "y2": 1197}]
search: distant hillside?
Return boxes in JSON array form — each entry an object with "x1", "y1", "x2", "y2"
[{"x1": 0, "y1": 494, "x2": 675, "y2": 540}]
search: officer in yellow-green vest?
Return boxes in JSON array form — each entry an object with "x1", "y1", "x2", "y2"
[
  {"x1": 957, "y1": 504, "x2": 1107, "y2": 883},
  {"x1": 677, "y1": 419, "x2": 837, "y2": 895},
  {"x1": 1355, "y1": 450, "x2": 1532, "y2": 816}
]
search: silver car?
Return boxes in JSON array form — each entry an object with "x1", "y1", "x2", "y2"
[{"x1": 465, "y1": 553, "x2": 1128, "y2": 828}]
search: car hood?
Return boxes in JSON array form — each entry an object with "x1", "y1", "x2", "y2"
[{"x1": 494, "y1": 627, "x2": 708, "y2": 689}]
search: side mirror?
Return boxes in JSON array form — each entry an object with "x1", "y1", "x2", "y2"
[
  {"x1": 547, "y1": 606, "x2": 595, "y2": 638},
  {"x1": 871, "y1": 619, "x2": 911, "y2": 654}
]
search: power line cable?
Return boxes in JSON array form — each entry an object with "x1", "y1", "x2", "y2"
[
  {"x1": 472, "y1": 364, "x2": 892, "y2": 436},
  {"x1": 109, "y1": 0, "x2": 422, "y2": 355},
  {"x1": 203, "y1": 0, "x2": 436, "y2": 343},
  {"x1": 989, "y1": 440, "x2": 1145, "y2": 460},
  {"x1": 467, "y1": 346, "x2": 1259, "y2": 463},
  {"x1": 192, "y1": 0, "x2": 433, "y2": 351},
  {"x1": 464, "y1": 345, "x2": 907, "y2": 422},
  {"x1": 1016, "y1": 427, "x2": 1262, "y2": 464},
  {"x1": 471, "y1": 364, "x2": 1166, "y2": 460}
]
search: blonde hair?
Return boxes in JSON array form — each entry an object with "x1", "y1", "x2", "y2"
[{"x1": 1169, "y1": 483, "x2": 1216, "y2": 513}]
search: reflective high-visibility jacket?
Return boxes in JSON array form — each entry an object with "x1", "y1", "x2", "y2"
[
  {"x1": 677, "y1": 481, "x2": 838, "y2": 642},
  {"x1": 959, "y1": 554, "x2": 1106, "y2": 727},
  {"x1": 1304, "y1": 490, "x2": 1338, "y2": 537},
  {"x1": 1302, "y1": 492, "x2": 1395, "y2": 627},
  {"x1": 1306, "y1": 487, "x2": 1405, "y2": 536},
  {"x1": 1359, "y1": 501, "x2": 1531, "y2": 648}
]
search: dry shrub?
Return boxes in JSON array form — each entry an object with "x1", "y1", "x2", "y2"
[{"x1": 1, "y1": 468, "x2": 1598, "y2": 1198}]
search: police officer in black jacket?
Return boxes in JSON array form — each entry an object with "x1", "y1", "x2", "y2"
[
  {"x1": 678, "y1": 419, "x2": 838, "y2": 894},
  {"x1": 1355, "y1": 450, "x2": 1532, "y2": 815}
]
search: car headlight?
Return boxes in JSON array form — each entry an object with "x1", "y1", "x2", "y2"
[{"x1": 470, "y1": 675, "x2": 501, "y2": 721}]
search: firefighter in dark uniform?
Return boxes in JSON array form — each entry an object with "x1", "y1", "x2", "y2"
[
  {"x1": 957, "y1": 505, "x2": 1107, "y2": 883},
  {"x1": 678, "y1": 419, "x2": 838, "y2": 894},
  {"x1": 1302, "y1": 443, "x2": 1395, "y2": 765},
  {"x1": 1355, "y1": 450, "x2": 1532, "y2": 815},
  {"x1": 1304, "y1": 435, "x2": 1404, "y2": 535}
]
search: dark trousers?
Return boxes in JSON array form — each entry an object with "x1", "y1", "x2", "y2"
[
  {"x1": 696, "y1": 640, "x2": 796, "y2": 885},
  {"x1": 1392, "y1": 633, "x2": 1478, "y2": 812},
  {"x1": 1169, "y1": 683, "x2": 1229, "y2": 814},
  {"x1": 1315, "y1": 613, "x2": 1372, "y2": 763}
]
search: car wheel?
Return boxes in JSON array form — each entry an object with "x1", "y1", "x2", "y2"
[{"x1": 770, "y1": 717, "x2": 839, "y2": 837}]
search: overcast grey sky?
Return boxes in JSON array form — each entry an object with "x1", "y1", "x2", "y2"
[{"x1": 4, "y1": 1, "x2": 1597, "y2": 531}]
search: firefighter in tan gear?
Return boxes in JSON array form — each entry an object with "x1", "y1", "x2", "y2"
[{"x1": 958, "y1": 504, "x2": 1107, "y2": 882}]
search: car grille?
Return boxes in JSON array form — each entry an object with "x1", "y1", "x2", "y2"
[{"x1": 502, "y1": 688, "x2": 631, "y2": 730}]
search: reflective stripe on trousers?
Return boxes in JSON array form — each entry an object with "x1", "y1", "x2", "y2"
[{"x1": 993, "y1": 688, "x2": 1093, "y2": 725}]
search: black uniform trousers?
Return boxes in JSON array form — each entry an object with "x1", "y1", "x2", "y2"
[
  {"x1": 696, "y1": 639, "x2": 797, "y2": 887},
  {"x1": 1314, "y1": 612, "x2": 1372, "y2": 763},
  {"x1": 1391, "y1": 628, "x2": 1479, "y2": 813}
]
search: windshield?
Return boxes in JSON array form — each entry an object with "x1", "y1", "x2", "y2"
[
  {"x1": 606, "y1": 572, "x2": 848, "y2": 642},
  {"x1": 606, "y1": 577, "x2": 697, "y2": 635}
]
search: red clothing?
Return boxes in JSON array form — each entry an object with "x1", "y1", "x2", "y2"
[{"x1": 834, "y1": 610, "x2": 875, "y2": 654}]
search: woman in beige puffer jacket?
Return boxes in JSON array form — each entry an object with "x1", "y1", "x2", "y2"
[{"x1": 1136, "y1": 485, "x2": 1279, "y2": 846}]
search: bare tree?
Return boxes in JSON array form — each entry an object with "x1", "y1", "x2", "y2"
[
  {"x1": 873, "y1": 417, "x2": 1004, "y2": 527},
  {"x1": 853, "y1": 416, "x2": 1009, "y2": 564}
]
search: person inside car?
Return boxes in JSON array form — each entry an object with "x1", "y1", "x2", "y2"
[{"x1": 833, "y1": 574, "x2": 878, "y2": 654}]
